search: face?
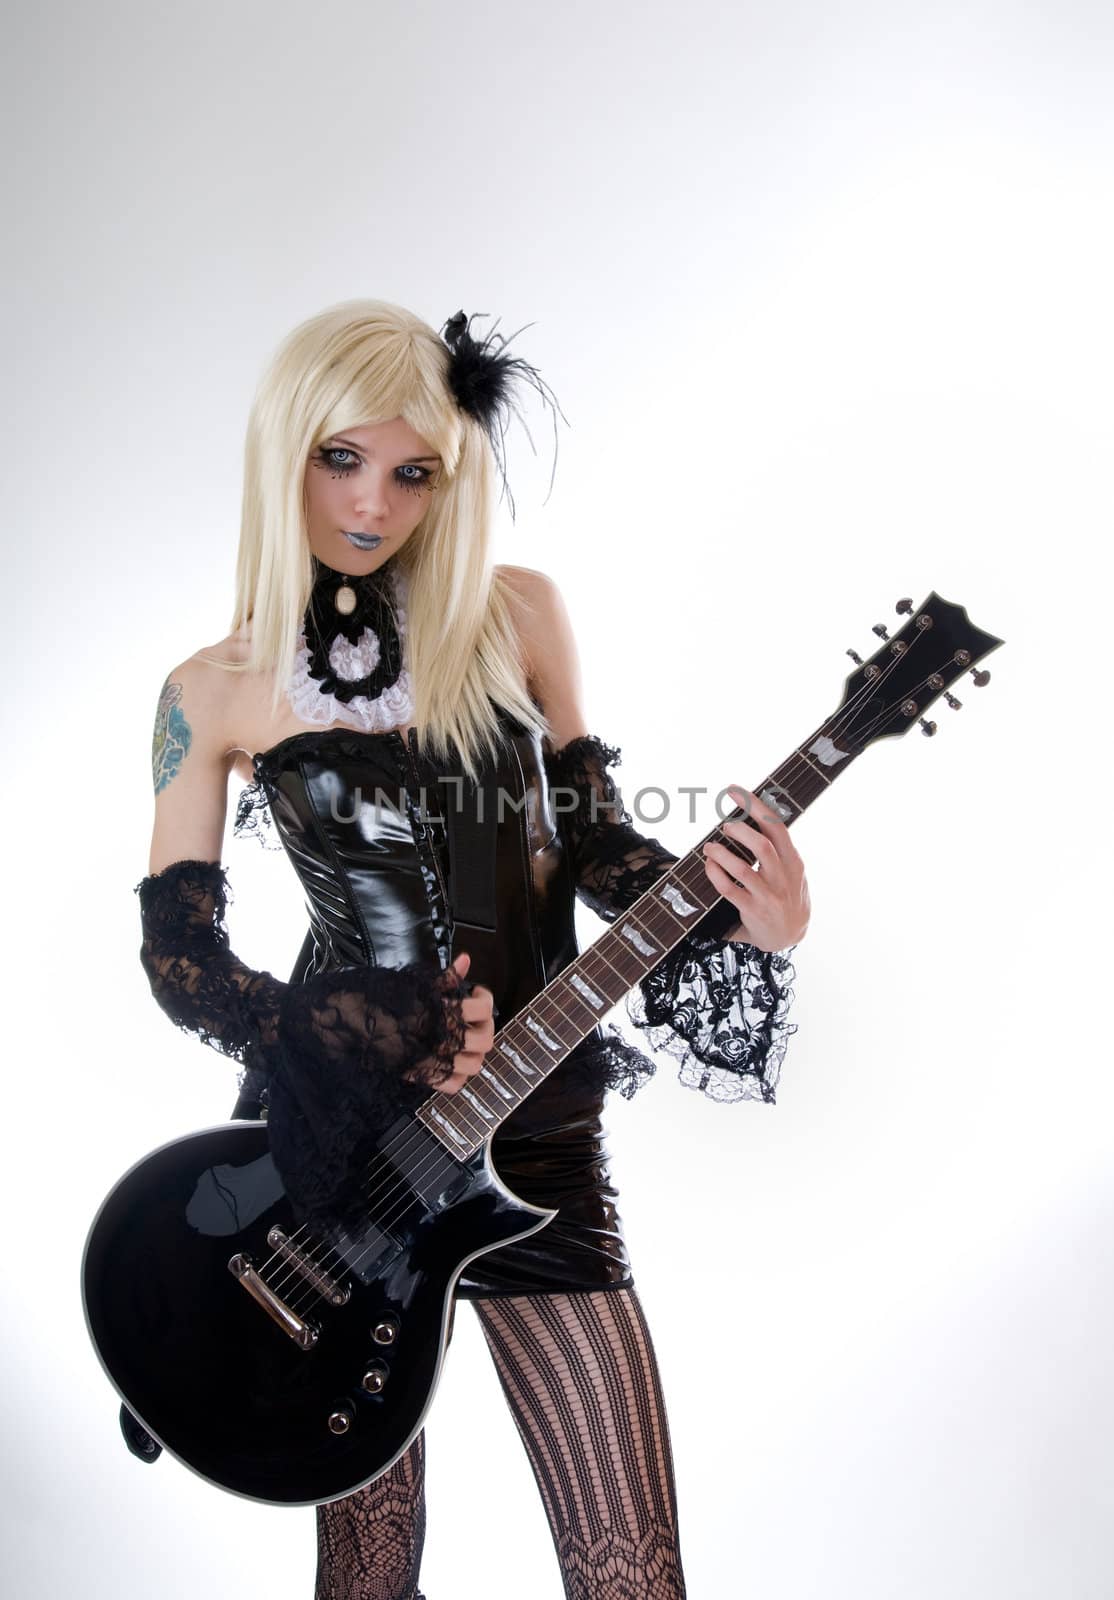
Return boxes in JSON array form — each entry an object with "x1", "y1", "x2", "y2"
[{"x1": 303, "y1": 415, "x2": 442, "y2": 574}]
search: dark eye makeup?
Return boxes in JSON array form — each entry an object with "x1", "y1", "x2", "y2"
[{"x1": 311, "y1": 447, "x2": 435, "y2": 493}]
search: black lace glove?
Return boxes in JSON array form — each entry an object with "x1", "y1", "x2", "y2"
[
  {"x1": 544, "y1": 735, "x2": 797, "y2": 1104},
  {"x1": 135, "y1": 858, "x2": 468, "y2": 1225}
]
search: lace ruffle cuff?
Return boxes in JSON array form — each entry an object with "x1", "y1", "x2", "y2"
[
  {"x1": 135, "y1": 858, "x2": 287, "y2": 1067},
  {"x1": 626, "y1": 926, "x2": 797, "y2": 1104},
  {"x1": 544, "y1": 733, "x2": 798, "y2": 1104},
  {"x1": 135, "y1": 857, "x2": 469, "y2": 1226},
  {"x1": 265, "y1": 961, "x2": 467, "y2": 1229}
]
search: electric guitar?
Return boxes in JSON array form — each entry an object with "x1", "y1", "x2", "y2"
[{"x1": 82, "y1": 591, "x2": 1002, "y2": 1506}]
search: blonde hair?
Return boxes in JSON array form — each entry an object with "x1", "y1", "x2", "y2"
[{"x1": 208, "y1": 298, "x2": 548, "y2": 784}]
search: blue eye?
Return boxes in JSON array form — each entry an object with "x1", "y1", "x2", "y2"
[
  {"x1": 396, "y1": 465, "x2": 434, "y2": 493},
  {"x1": 318, "y1": 448, "x2": 359, "y2": 474}
]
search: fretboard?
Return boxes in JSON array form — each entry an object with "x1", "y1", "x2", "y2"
[{"x1": 415, "y1": 723, "x2": 856, "y2": 1158}]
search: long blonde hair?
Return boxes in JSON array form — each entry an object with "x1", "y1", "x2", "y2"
[{"x1": 210, "y1": 298, "x2": 548, "y2": 783}]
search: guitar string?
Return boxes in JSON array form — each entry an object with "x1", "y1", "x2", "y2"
[
  {"x1": 261, "y1": 629, "x2": 946, "y2": 1308},
  {"x1": 260, "y1": 630, "x2": 950, "y2": 1308},
  {"x1": 263, "y1": 631, "x2": 946, "y2": 1310}
]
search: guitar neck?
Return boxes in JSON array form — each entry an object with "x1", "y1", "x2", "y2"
[
  {"x1": 416, "y1": 582, "x2": 1007, "y2": 1157},
  {"x1": 415, "y1": 722, "x2": 854, "y2": 1158}
]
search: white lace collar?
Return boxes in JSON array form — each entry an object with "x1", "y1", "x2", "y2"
[{"x1": 285, "y1": 562, "x2": 415, "y2": 733}]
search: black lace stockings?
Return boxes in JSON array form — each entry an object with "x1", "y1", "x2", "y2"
[
  {"x1": 313, "y1": 1288, "x2": 686, "y2": 1600},
  {"x1": 477, "y1": 1288, "x2": 686, "y2": 1600},
  {"x1": 315, "y1": 1427, "x2": 429, "y2": 1600}
]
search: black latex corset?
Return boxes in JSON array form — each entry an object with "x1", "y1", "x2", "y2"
[{"x1": 229, "y1": 716, "x2": 656, "y2": 1111}]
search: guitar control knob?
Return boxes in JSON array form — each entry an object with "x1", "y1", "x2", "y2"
[
  {"x1": 372, "y1": 1319, "x2": 399, "y2": 1346},
  {"x1": 970, "y1": 668, "x2": 990, "y2": 687},
  {"x1": 362, "y1": 1364, "x2": 389, "y2": 1394},
  {"x1": 328, "y1": 1410, "x2": 353, "y2": 1435},
  {"x1": 919, "y1": 719, "x2": 937, "y2": 737}
]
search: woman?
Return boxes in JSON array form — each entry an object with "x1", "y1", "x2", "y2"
[{"x1": 136, "y1": 299, "x2": 808, "y2": 1599}]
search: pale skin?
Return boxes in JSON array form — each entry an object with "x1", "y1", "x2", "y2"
[{"x1": 147, "y1": 417, "x2": 809, "y2": 1092}]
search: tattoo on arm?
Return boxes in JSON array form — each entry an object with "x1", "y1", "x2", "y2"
[{"x1": 152, "y1": 677, "x2": 193, "y2": 794}]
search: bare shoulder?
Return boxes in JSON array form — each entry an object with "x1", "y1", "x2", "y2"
[
  {"x1": 494, "y1": 563, "x2": 565, "y2": 652},
  {"x1": 152, "y1": 631, "x2": 248, "y2": 772},
  {"x1": 495, "y1": 562, "x2": 549, "y2": 598},
  {"x1": 193, "y1": 622, "x2": 253, "y2": 669},
  {"x1": 178, "y1": 629, "x2": 249, "y2": 702},
  {"x1": 494, "y1": 564, "x2": 589, "y2": 750}
]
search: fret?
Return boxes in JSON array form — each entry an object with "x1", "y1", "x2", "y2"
[
  {"x1": 456, "y1": 1074, "x2": 503, "y2": 1123},
  {"x1": 625, "y1": 900, "x2": 687, "y2": 948},
  {"x1": 458, "y1": 1085, "x2": 497, "y2": 1123},
  {"x1": 523, "y1": 993, "x2": 580, "y2": 1049},
  {"x1": 478, "y1": 1064, "x2": 514, "y2": 1104},
  {"x1": 505, "y1": 1008, "x2": 559, "y2": 1058},
  {"x1": 492, "y1": 1029, "x2": 546, "y2": 1095},
  {"x1": 496, "y1": 1038, "x2": 544, "y2": 1088},
  {"x1": 579, "y1": 942, "x2": 630, "y2": 1003},
  {"x1": 420, "y1": 1103, "x2": 473, "y2": 1151},
  {"x1": 520, "y1": 1012, "x2": 565, "y2": 1060},
  {"x1": 436, "y1": 1091, "x2": 488, "y2": 1147},
  {"x1": 565, "y1": 966, "x2": 612, "y2": 1019},
  {"x1": 536, "y1": 979, "x2": 607, "y2": 1046},
  {"x1": 789, "y1": 752, "x2": 831, "y2": 789}
]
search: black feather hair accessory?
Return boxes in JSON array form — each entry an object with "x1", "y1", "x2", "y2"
[{"x1": 440, "y1": 309, "x2": 569, "y2": 522}]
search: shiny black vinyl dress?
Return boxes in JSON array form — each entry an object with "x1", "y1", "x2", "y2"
[{"x1": 230, "y1": 711, "x2": 632, "y2": 1300}]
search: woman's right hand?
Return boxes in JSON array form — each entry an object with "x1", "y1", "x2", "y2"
[{"x1": 427, "y1": 950, "x2": 496, "y2": 1094}]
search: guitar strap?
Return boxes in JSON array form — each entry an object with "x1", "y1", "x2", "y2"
[{"x1": 445, "y1": 767, "x2": 500, "y2": 934}]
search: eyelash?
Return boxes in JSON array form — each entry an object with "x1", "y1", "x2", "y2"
[{"x1": 313, "y1": 447, "x2": 434, "y2": 493}]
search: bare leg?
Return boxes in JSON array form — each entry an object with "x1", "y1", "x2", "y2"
[{"x1": 473, "y1": 1286, "x2": 686, "y2": 1600}]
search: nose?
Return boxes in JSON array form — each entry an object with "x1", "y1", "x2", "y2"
[{"x1": 352, "y1": 469, "x2": 392, "y2": 521}]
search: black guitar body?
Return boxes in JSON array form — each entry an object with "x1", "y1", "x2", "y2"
[{"x1": 82, "y1": 1118, "x2": 552, "y2": 1505}]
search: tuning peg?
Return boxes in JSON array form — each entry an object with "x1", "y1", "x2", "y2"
[
  {"x1": 970, "y1": 668, "x2": 990, "y2": 687},
  {"x1": 944, "y1": 692, "x2": 962, "y2": 710},
  {"x1": 872, "y1": 623, "x2": 890, "y2": 640},
  {"x1": 895, "y1": 597, "x2": 914, "y2": 616},
  {"x1": 846, "y1": 648, "x2": 864, "y2": 665},
  {"x1": 919, "y1": 718, "x2": 937, "y2": 737}
]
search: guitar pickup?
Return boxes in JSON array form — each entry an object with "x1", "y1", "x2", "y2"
[
  {"x1": 228, "y1": 1254, "x2": 318, "y2": 1350},
  {"x1": 267, "y1": 1227, "x2": 351, "y2": 1306}
]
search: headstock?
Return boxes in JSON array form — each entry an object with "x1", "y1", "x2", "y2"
[{"x1": 832, "y1": 593, "x2": 1003, "y2": 752}]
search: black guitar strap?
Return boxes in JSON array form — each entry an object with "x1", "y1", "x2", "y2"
[{"x1": 445, "y1": 768, "x2": 500, "y2": 934}]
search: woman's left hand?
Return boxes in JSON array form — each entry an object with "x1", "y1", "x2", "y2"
[{"x1": 701, "y1": 784, "x2": 810, "y2": 952}]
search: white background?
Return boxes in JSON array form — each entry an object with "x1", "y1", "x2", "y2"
[{"x1": 3, "y1": 1, "x2": 1112, "y2": 1595}]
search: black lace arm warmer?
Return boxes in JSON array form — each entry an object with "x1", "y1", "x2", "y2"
[
  {"x1": 544, "y1": 735, "x2": 797, "y2": 1104},
  {"x1": 134, "y1": 858, "x2": 468, "y2": 1226}
]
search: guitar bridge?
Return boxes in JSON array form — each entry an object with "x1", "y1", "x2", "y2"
[
  {"x1": 267, "y1": 1228, "x2": 351, "y2": 1306},
  {"x1": 228, "y1": 1254, "x2": 318, "y2": 1350}
]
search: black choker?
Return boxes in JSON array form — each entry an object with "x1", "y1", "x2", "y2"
[{"x1": 303, "y1": 556, "x2": 404, "y2": 706}]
